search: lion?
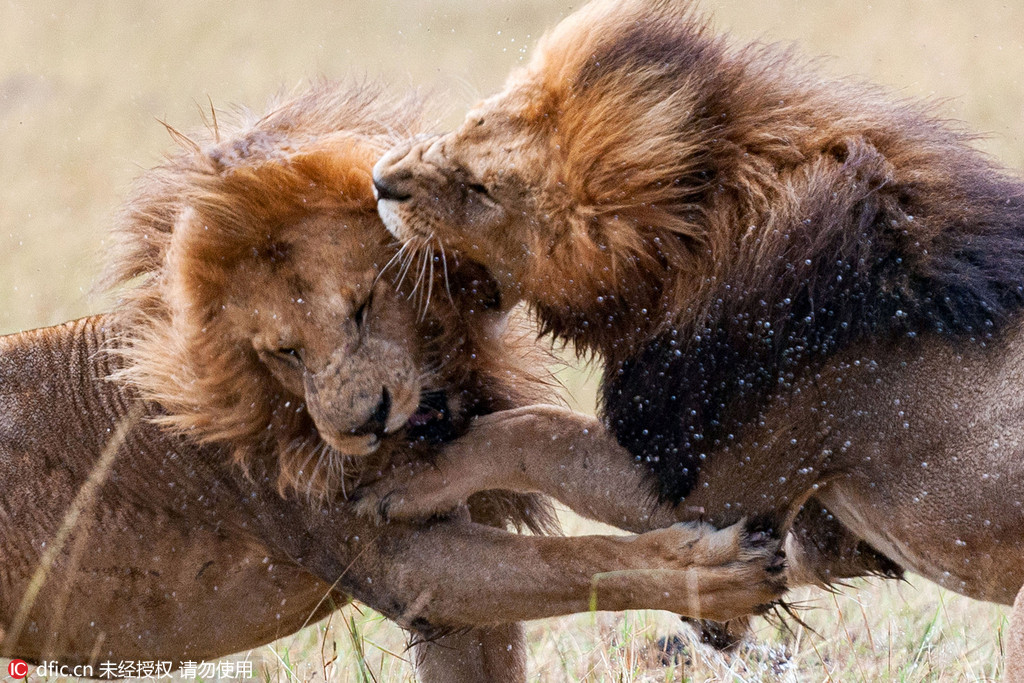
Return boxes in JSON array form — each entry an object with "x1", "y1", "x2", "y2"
[
  {"x1": 368, "y1": 0, "x2": 1024, "y2": 651},
  {"x1": 0, "y1": 81, "x2": 786, "y2": 680}
]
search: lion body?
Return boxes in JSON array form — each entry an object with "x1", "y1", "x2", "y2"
[
  {"x1": 0, "y1": 317, "x2": 339, "y2": 662},
  {"x1": 372, "y1": 0, "x2": 1024, "y2": 612}
]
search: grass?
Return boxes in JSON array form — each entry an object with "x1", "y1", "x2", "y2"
[{"x1": 2, "y1": 1, "x2": 1022, "y2": 680}]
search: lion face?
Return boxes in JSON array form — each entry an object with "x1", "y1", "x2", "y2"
[
  {"x1": 110, "y1": 84, "x2": 506, "y2": 496},
  {"x1": 158, "y1": 199, "x2": 459, "y2": 470},
  {"x1": 372, "y1": 0, "x2": 704, "y2": 321},
  {"x1": 222, "y1": 212, "x2": 422, "y2": 457},
  {"x1": 374, "y1": 93, "x2": 560, "y2": 302}
]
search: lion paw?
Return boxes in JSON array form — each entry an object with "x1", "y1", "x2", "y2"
[
  {"x1": 349, "y1": 461, "x2": 467, "y2": 523},
  {"x1": 645, "y1": 519, "x2": 787, "y2": 623}
]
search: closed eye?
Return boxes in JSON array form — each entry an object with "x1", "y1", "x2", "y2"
[
  {"x1": 354, "y1": 292, "x2": 373, "y2": 329},
  {"x1": 465, "y1": 181, "x2": 497, "y2": 208},
  {"x1": 274, "y1": 347, "x2": 303, "y2": 367}
]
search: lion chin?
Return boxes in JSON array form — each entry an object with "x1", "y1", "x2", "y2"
[{"x1": 373, "y1": 0, "x2": 1024, "y2": 652}]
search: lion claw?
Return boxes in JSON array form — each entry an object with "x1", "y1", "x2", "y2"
[{"x1": 350, "y1": 487, "x2": 402, "y2": 524}]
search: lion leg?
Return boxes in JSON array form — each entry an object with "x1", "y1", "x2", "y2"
[
  {"x1": 354, "y1": 404, "x2": 677, "y2": 533},
  {"x1": 1007, "y1": 586, "x2": 1024, "y2": 682},
  {"x1": 408, "y1": 492, "x2": 529, "y2": 682},
  {"x1": 297, "y1": 515, "x2": 785, "y2": 628},
  {"x1": 412, "y1": 624, "x2": 525, "y2": 683}
]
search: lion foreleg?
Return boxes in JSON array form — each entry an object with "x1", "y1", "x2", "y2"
[
  {"x1": 411, "y1": 623, "x2": 526, "y2": 683},
  {"x1": 1006, "y1": 586, "x2": 1024, "y2": 682},
  {"x1": 310, "y1": 517, "x2": 785, "y2": 628},
  {"x1": 354, "y1": 404, "x2": 676, "y2": 532}
]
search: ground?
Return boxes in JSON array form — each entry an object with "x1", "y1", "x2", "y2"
[{"x1": 2, "y1": 1, "x2": 1022, "y2": 680}]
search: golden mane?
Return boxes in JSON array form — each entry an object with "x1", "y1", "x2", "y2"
[
  {"x1": 371, "y1": 0, "x2": 1024, "y2": 506},
  {"x1": 501, "y1": 0, "x2": 1023, "y2": 362},
  {"x1": 106, "y1": 82, "x2": 417, "y2": 301},
  {"x1": 106, "y1": 82, "x2": 556, "y2": 533},
  {"x1": 104, "y1": 83, "x2": 422, "y2": 495}
]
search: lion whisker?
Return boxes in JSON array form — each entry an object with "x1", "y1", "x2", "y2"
[
  {"x1": 337, "y1": 453, "x2": 349, "y2": 500},
  {"x1": 296, "y1": 438, "x2": 321, "y2": 481},
  {"x1": 377, "y1": 241, "x2": 413, "y2": 286},
  {"x1": 417, "y1": 242, "x2": 432, "y2": 310},
  {"x1": 409, "y1": 238, "x2": 431, "y2": 306},
  {"x1": 438, "y1": 242, "x2": 453, "y2": 302},
  {"x1": 420, "y1": 238, "x2": 437, "y2": 322},
  {"x1": 308, "y1": 442, "x2": 332, "y2": 500},
  {"x1": 394, "y1": 238, "x2": 421, "y2": 292}
]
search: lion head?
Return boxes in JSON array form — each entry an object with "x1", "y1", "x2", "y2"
[
  {"x1": 373, "y1": 0, "x2": 718, "y2": 355},
  {"x1": 106, "y1": 83, "x2": 553, "y2": 514},
  {"x1": 373, "y1": 0, "x2": 1024, "y2": 366},
  {"x1": 373, "y1": 0, "x2": 1024, "y2": 506}
]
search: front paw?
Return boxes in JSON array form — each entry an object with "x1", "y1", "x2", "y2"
[
  {"x1": 350, "y1": 464, "x2": 466, "y2": 524},
  {"x1": 648, "y1": 520, "x2": 787, "y2": 623}
]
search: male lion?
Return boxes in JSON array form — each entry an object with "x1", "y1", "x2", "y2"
[
  {"x1": 370, "y1": 0, "x2": 1024, "y2": 647},
  {"x1": 0, "y1": 81, "x2": 783, "y2": 680}
]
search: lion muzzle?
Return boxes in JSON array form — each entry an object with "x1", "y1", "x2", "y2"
[{"x1": 303, "y1": 342, "x2": 419, "y2": 456}]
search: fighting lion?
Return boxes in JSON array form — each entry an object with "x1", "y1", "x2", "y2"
[
  {"x1": 0, "y1": 81, "x2": 784, "y2": 681},
  {"x1": 370, "y1": 0, "x2": 1024, "y2": 650}
]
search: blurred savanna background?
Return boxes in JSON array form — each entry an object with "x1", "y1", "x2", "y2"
[{"x1": 2, "y1": 1, "x2": 1024, "y2": 680}]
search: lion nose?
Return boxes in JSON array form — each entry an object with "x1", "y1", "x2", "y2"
[
  {"x1": 372, "y1": 140, "x2": 426, "y2": 202},
  {"x1": 351, "y1": 387, "x2": 392, "y2": 438},
  {"x1": 372, "y1": 177, "x2": 411, "y2": 202}
]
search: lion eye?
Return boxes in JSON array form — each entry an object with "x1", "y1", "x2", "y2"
[
  {"x1": 467, "y1": 182, "x2": 490, "y2": 196},
  {"x1": 353, "y1": 293, "x2": 373, "y2": 329},
  {"x1": 275, "y1": 347, "x2": 303, "y2": 365}
]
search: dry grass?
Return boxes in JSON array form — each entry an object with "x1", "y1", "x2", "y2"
[{"x1": 2, "y1": 1, "x2": 1022, "y2": 680}]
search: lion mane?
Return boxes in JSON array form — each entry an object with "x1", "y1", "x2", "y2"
[
  {"x1": 104, "y1": 83, "x2": 554, "y2": 531},
  {"x1": 506, "y1": 0, "x2": 1024, "y2": 503}
]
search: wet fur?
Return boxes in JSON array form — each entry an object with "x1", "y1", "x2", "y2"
[
  {"x1": 524, "y1": 2, "x2": 1024, "y2": 505},
  {"x1": 1, "y1": 81, "x2": 793, "y2": 676},
  {"x1": 375, "y1": 0, "x2": 1024, "y2": 516}
]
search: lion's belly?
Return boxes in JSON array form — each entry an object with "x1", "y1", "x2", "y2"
[
  {"x1": 819, "y1": 479, "x2": 1024, "y2": 603},
  {"x1": 815, "y1": 327, "x2": 1024, "y2": 604}
]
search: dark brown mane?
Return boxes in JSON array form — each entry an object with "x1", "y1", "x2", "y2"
[{"x1": 523, "y1": 1, "x2": 1024, "y2": 502}]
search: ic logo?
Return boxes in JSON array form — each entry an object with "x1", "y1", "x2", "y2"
[{"x1": 7, "y1": 659, "x2": 29, "y2": 679}]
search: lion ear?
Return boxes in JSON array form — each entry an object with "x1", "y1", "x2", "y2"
[{"x1": 164, "y1": 206, "x2": 211, "y2": 322}]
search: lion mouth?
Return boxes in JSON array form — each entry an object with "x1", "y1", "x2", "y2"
[{"x1": 406, "y1": 390, "x2": 456, "y2": 444}]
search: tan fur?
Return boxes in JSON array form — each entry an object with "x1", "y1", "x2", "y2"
[
  {"x1": 370, "y1": 0, "x2": 1024, "y2": 655},
  {"x1": 0, "y1": 81, "x2": 786, "y2": 678}
]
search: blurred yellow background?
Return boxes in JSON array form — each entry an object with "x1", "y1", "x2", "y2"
[{"x1": 3, "y1": 1, "x2": 1023, "y2": 680}]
